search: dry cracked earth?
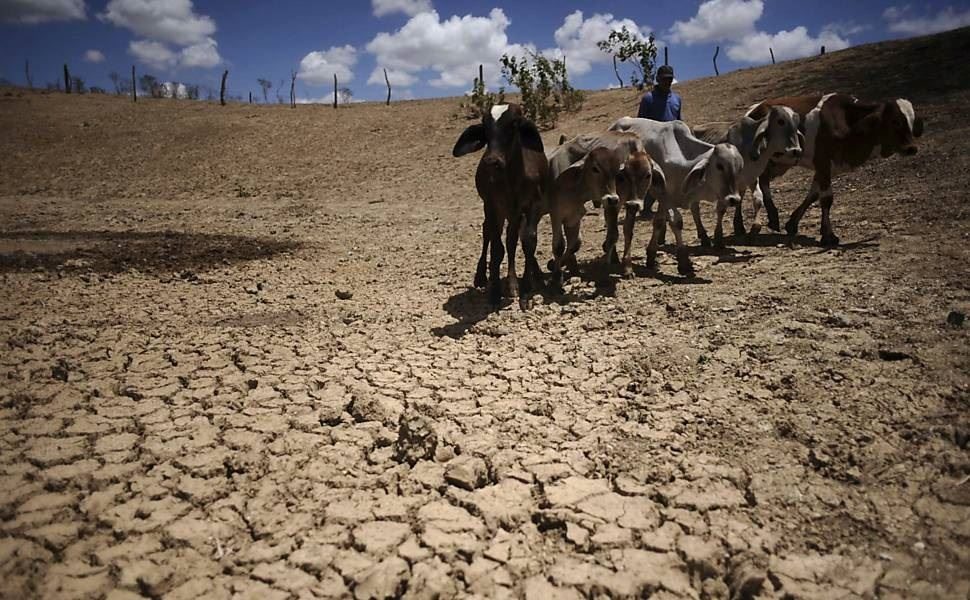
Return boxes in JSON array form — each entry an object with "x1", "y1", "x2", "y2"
[{"x1": 2, "y1": 28, "x2": 970, "y2": 600}]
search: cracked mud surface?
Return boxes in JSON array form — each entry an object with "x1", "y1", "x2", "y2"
[{"x1": 2, "y1": 30, "x2": 969, "y2": 599}]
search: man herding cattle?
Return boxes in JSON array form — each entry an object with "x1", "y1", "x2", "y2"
[{"x1": 637, "y1": 65, "x2": 682, "y2": 217}]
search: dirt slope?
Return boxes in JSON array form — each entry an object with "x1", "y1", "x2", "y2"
[{"x1": 1, "y1": 26, "x2": 968, "y2": 600}]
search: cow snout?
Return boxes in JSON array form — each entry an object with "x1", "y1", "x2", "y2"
[
  {"x1": 902, "y1": 145, "x2": 918, "y2": 156},
  {"x1": 603, "y1": 194, "x2": 620, "y2": 208}
]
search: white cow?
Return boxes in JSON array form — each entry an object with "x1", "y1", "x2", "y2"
[
  {"x1": 608, "y1": 118, "x2": 744, "y2": 277},
  {"x1": 691, "y1": 105, "x2": 803, "y2": 242}
]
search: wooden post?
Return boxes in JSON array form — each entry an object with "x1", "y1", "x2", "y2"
[
  {"x1": 713, "y1": 46, "x2": 720, "y2": 76},
  {"x1": 820, "y1": 45, "x2": 826, "y2": 55},
  {"x1": 479, "y1": 64, "x2": 484, "y2": 88},
  {"x1": 612, "y1": 55, "x2": 623, "y2": 88},
  {"x1": 384, "y1": 68, "x2": 391, "y2": 106},
  {"x1": 25, "y1": 59, "x2": 32, "y2": 89},
  {"x1": 131, "y1": 65, "x2": 136, "y2": 102},
  {"x1": 220, "y1": 69, "x2": 228, "y2": 106},
  {"x1": 769, "y1": 48, "x2": 776, "y2": 64},
  {"x1": 290, "y1": 70, "x2": 296, "y2": 108},
  {"x1": 248, "y1": 91, "x2": 252, "y2": 104},
  {"x1": 333, "y1": 73, "x2": 337, "y2": 109},
  {"x1": 664, "y1": 47, "x2": 668, "y2": 66},
  {"x1": 64, "y1": 64, "x2": 71, "y2": 93}
]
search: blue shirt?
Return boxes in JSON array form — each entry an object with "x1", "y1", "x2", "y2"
[{"x1": 637, "y1": 88, "x2": 682, "y2": 121}]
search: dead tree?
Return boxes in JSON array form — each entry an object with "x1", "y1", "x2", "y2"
[
  {"x1": 664, "y1": 47, "x2": 669, "y2": 66},
  {"x1": 63, "y1": 64, "x2": 71, "y2": 93},
  {"x1": 333, "y1": 73, "x2": 337, "y2": 109},
  {"x1": 25, "y1": 60, "x2": 32, "y2": 89},
  {"x1": 384, "y1": 68, "x2": 391, "y2": 105},
  {"x1": 713, "y1": 46, "x2": 720, "y2": 76},
  {"x1": 131, "y1": 65, "x2": 136, "y2": 102},
  {"x1": 220, "y1": 69, "x2": 228, "y2": 106},
  {"x1": 769, "y1": 48, "x2": 776, "y2": 64},
  {"x1": 289, "y1": 70, "x2": 296, "y2": 108},
  {"x1": 612, "y1": 56, "x2": 623, "y2": 88}
]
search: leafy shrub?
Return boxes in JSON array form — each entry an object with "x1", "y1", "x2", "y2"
[
  {"x1": 597, "y1": 26, "x2": 658, "y2": 90},
  {"x1": 499, "y1": 51, "x2": 584, "y2": 130}
]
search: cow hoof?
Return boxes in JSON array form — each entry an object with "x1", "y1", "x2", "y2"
[
  {"x1": 622, "y1": 265, "x2": 635, "y2": 279},
  {"x1": 713, "y1": 234, "x2": 725, "y2": 249},
  {"x1": 546, "y1": 259, "x2": 557, "y2": 273},
  {"x1": 748, "y1": 223, "x2": 762, "y2": 237},
  {"x1": 474, "y1": 273, "x2": 487, "y2": 289},
  {"x1": 785, "y1": 222, "x2": 799, "y2": 238},
  {"x1": 821, "y1": 234, "x2": 840, "y2": 247},
  {"x1": 488, "y1": 287, "x2": 502, "y2": 307},
  {"x1": 678, "y1": 263, "x2": 695, "y2": 277}
]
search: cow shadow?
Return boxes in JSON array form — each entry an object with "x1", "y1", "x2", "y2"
[{"x1": 0, "y1": 230, "x2": 302, "y2": 274}]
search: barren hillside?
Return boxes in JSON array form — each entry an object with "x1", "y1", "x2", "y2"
[{"x1": 1, "y1": 26, "x2": 968, "y2": 600}]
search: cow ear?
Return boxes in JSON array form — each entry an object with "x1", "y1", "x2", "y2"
[
  {"x1": 913, "y1": 116, "x2": 924, "y2": 138},
  {"x1": 726, "y1": 120, "x2": 746, "y2": 149},
  {"x1": 682, "y1": 158, "x2": 707, "y2": 196},
  {"x1": 518, "y1": 119, "x2": 545, "y2": 153},
  {"x1": 750, "y1": 117, "x2": 770, "y2": 161},
  {"x1": 453, "y1": 124, "x2": 487, "y2": 157}
]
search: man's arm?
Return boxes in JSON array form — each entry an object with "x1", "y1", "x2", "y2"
[
  {"x1": 637, "y1": 92, "x2": 653, "y2": 119},
  {"x1": 673, "y1": 93, "x2": 682, "y2": 120}
]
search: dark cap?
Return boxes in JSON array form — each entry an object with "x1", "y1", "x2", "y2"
[{"x1": 656, "y1": 65, "x2": 674, "y2": 80}]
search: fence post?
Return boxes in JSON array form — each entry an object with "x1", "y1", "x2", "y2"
[
  {"x1": 713, "y1": 46, "x2": 720, "y2": 76},
  {"x1": 769, "y1": 48, "x2": 776, "y2": 64},
  {"x1": 333, "y1": 74, "x2": 337, "y2": 109},
  {"x1": 384, "y1": 68, "x2": 391, "y2": 106},
  {"x1": 64, "y1": 64, "x2": 71, "y2": 93},
  {"x1": 131, "y1": 65, "x2": 137, "y2": 102},
  {"x1": 220, "y1": 69, "x2": 228, "y2": 106},
  {"x1": 664, "y1": 47, "x2": 669, "y2": 66},
  {"x1": 290, "y1": 70, "x2": 296, "y2": 108},
  {"x1": 25, "y1": 60, "x2": 32, "y2": 89},
  {"x1": 820, "y1": 45, "x2": 826, "y2": 55}
]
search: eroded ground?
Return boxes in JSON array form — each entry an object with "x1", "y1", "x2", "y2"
[{"x1": 1, "y1": 28, "x2": 969, "y2": 600}]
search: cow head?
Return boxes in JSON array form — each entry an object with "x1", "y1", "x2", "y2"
[
  {"x1": 684, "y1": 143, "x2": 744, "y2": 211},
  {"x1": 453, "y1": 103, "x2": 545, "y2": 158},
  {"x1": 869, "y1": 99, "x2": 922, "y2": 157},
  {"x1": 618, "y1": 151, "x2": 666, "y2": 211},
  {"x1": 560, "y1": 147, "x2": 621, "y2": 209},
  {"x1": 754, "y1": 106, "x2": 803, "y2": 161}
]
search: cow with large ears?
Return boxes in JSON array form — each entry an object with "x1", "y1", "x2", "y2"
[
  {"x1": 453, "y1": 103, "x2": 550, "y2": 307},
  {"x1": 746, "y1": 94, "x2": 924, "y2": 246},
  {"x1": 609, "y1": 117, "x2": 744, "y2": 277}
]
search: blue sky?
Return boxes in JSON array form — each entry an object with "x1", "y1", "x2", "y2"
[{"x1": 1, "y1": 1, "x2": 968, "y2": 102}]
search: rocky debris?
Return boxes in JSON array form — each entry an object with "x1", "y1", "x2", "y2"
[
  {"x1": 352, "y1": 557, "x2": 409, "y2": 599},
  {"x1": 394, "y1": 411, "x2": 438, "y2": 466},
  {"x1": 444, "y1": 455, "x2": 489, "y2": 490},
  {"x1": 946, "y1": 310, "x2": 965, "y2": 327},
  {"x1": 336, "y1": 289, "x2": 354, "y2": 300}
]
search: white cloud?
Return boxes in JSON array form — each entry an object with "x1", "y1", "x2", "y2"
[
  {"x1": 669, "y1": 0, "x2": 763, "y2": 45},
  {"x1": 367, "y1": 67, "x2": 417, "y2": 87},
  {"x1": 546, "y1": 11, "x2": 654, "y2": 76},
  {"x1": 884, "y1": 5, "x2": 970, "y2": 36},
  {"x1": 371, "y1": 0, "x2": 432, "y2": 18},
  {"x1": 100, "y1": 0, "x2": 215, "y2": 45},
  {"x1": 84, "y1": 49, "x2": 105, "y2": 63},
  {"x1": 298, "y1": 45, "x2": 358, "y2": 85},
  {"x1": 179, "y1": 38, "x2": 219, "y2": 68},
  {"x1": 0, "y1": 0, "x2": 85, "y2": 23},
  {"x1": 129, "y1": 39, "x2": 177, "y2": 70},
  {"x1": 728, "y1": 26, "x2": 850, "y2": 63},
  {"x1": 823, "y1": 21, "x2": 869, "y2": 37},
  {"x1": 366, "y1": 8, "x2": 532, "y2": 89}
]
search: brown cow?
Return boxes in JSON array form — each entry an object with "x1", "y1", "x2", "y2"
[
  {"x1": 746, "y1": 93, "x2": 923, "y2": 245},
  {"x1": 453, "y1": 104, "x2": 549, "y2": 306}
]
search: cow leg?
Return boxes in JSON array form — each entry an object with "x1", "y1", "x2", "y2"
[
  {"x1": 549, "y1": 209, "x2": 565, "y2": 274},
  {"x1": 747, "y1": 182, "x2": 764, "y2": 237},
  {"x1": 602, "y1": 204, "x2": 620, "y2": 267},
  {"x1": 520, "y1": 208, "x2": 543, "y2": 295},
  {"x1": 818, "y1": 183, "x2": 838, "y2": 247},
  {"x1": 714, "y1": 201, "x2": 727, "y2": 248},
  {"x1": 732, "y1": 201, "x2": 746, "y2": 239},
  {"x1": 487, "y1": 213, "x2": 506, "y2": 306},
  {"x1": 691, "y1": 202, "x2": 711, "y2": 247},
  {"x1": 786, "y1": 178, "x2": 821, "y2": 239},
  {"x1": 670, "y1": 208, "x2": 694, "y2": 277},
  {"x1": 475, "y1": 206, "x2": 490, "y2": 288},
  {"x1": 505, "y1": 215, "x2": 521, "y2": 299},
  {"x1": 621, "y1": 202, "x2": 639, "y2": 278},
  {"x1": 760, "y1": 172, "x2": 781, "y2": 232},
  {"x1": 645, "y1": 207, "x2": 667, "y2": 271},
  {"x1": 558, "y1": 221, "x2": 583, "y2": 279}
]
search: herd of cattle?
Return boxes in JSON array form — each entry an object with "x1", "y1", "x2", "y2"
[{"x1": 452, "y1": 94, "x2": 924, "y2": 306}]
